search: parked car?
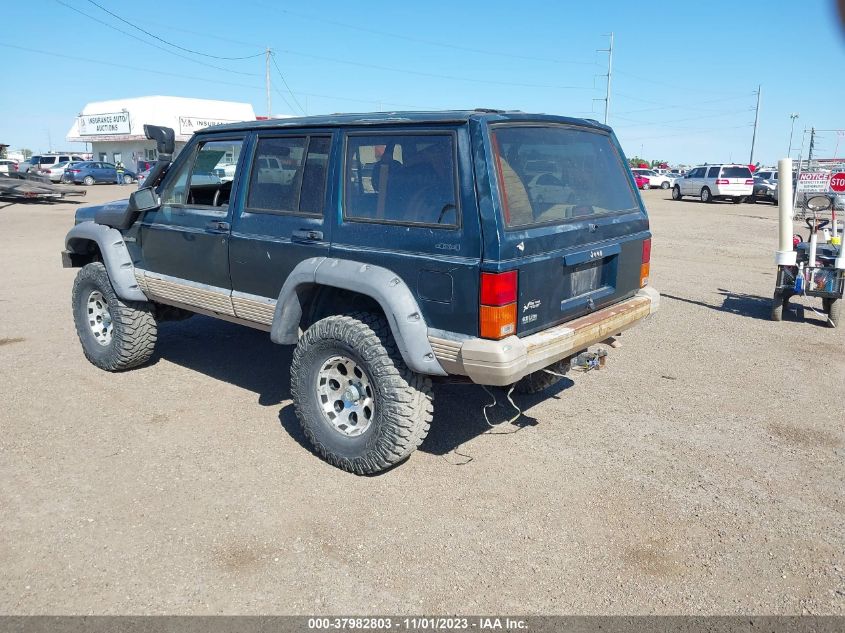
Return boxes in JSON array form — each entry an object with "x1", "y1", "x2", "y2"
[
  {"x1": 750, "y1": 174, "x2": 778, "y2": 204},
  {"x1": 41, "y1": 160, "x2": 85, "y2": 183},
  {"x1": 20, "y1": 153, "x2": 88, "y2": 174},
  {"x1": 671, "y1": 164, "x2": 754, "y2": 203},
  {"x1": 632, "y1": 168, "x2": 672, "y2": 189},
  {"x1": 0, "y1": 159, "x2": 19, "y2": 175},
  {"x1": 633, "y1": 173, "x2": 650, "y2": 189},
  {"x1": 526, "y1": 172, "x2": 573, "y2": 205},
  {"x1": 65, "y1": 161, "x2": 137, "y2": 185},
  {"x1": 62, "y1": 111, "x2": 659, "y2": 474}
]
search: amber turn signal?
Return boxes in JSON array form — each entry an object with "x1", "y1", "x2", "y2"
[{"x1": 480, "y1": 303, "x2": 517, "y2": 340}]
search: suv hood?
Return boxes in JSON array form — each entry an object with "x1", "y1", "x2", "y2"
[{"x1": 74, "y1": 198, "x2": 129, "y2": 225}]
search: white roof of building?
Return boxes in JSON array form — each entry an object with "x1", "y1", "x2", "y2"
[{"x1": 66, "y1": 95, "x2": 256, "y2": 143}]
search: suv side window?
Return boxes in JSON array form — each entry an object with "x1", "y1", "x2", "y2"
[
  {"x1": 707, "y1": 166, "x2": 720, "y2": 178},
  {"x1": 344, "y1": 133, "x2": 459, "y2": 227},
  {"x1": 161, "y1": 139, "x2": 244, "y2": 207},
  {"x1": 245, "y1": 135, "x2": 330, "y2": 215}
]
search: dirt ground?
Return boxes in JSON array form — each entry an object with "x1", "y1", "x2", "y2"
[{"x1": 0, "y1": 185, "x2": 843, "y2": 615}]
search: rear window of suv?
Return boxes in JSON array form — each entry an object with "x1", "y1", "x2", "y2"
[
  {"x1": 491, "y1": 125, "x2": 639, "y2": 228},
  {"x1": 721, "y1": 166, "x2": 752, "y2": 178}
]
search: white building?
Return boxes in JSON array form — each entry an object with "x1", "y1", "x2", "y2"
[{"x1": 65, "y1": 95, "x2": 256, "y2": 172}]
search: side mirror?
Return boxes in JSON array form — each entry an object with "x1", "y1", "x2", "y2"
[
  {"x1": 805, "y1": 194, "x2": 832, "y2": 212},
  {"x1": 129, "y1": 187, "x2": 160, "y2": 213}
]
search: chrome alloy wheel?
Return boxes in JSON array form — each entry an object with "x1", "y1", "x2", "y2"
[
  {"x1": 86, "y1": 290, "x2": 113, "y2": 346},
  {"x1": 316, "y1": 355, "x2": 375, "y2": 437}
]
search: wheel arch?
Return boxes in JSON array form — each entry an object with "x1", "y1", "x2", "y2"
[
  {"x1": 64, "y1": 222, "x2": 147, "y2": 301},
  {"x1": 270, "y1": 258, "x2": 447, "y2": 376}
]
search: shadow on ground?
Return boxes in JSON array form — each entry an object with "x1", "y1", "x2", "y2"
[
  {"x1": 663, "y1": 289, "x2": 831, "y2": 326},
  {"x1": 156, "y1": 315, "x2": 576, "y2": 464}
]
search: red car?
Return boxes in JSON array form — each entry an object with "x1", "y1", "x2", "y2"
[{"x1": 633, "y1": 173, "x2": 650, "y2": 189}]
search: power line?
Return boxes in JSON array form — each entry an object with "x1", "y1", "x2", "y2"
[
  {"x1": 54, "y1": 0, "x2": 260, "y2": 78},
  {"x1": 279, "y1": 48, "x2": 593, "y2": 91},
  {"x1": 614, "y1": 93, "x2": 754, "y2": 116},
  {"x1": 612, "y1": 107, "x2": 754, "y2": 127},
  {"x1": 85, "y1": 0, "x2": 264, "y2": 61},
  {"x1": 252, "y1": 2, "x2": 598, "y2": 67},
  {"x1": 0, "y1": 43, "x2": 265, "y2": 91},
  {"x1": 270, "y1": 52, "x2": 306, "y2": 115}
]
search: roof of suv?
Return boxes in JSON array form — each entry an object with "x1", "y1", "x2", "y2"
[{"x1": 205, "y1": 110, "x2": 611, "y2": 134}]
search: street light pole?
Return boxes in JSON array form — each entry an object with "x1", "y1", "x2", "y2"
[{"x1": 787, "y1": 113, "x2": 799, "y2": 157}]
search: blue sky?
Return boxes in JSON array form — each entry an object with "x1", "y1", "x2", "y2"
[{"x1": 2, "y1": 0, "x2": 844, "y2": 165}]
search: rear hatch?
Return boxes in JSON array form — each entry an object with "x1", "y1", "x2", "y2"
[
  {"x1": 717, "y1": 165, "x2": 754, "y2": 194},
  {"x1": 485, "y1": 121, "x2": 650, "y2": 336}
]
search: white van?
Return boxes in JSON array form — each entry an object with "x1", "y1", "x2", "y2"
[{"x1": 672, "y1": 164, "x2": 754, "y2": 203}]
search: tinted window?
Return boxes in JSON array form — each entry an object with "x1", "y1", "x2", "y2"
[
  {"x1": 246, "y1": 136, "x2": 329, "y2": 215},
  {"x1": 492, "y1": 125, "x2": 638, "y2": 227},
  {"x1": 161, "y1": 139, "x2": 243, "y2": 207},
  {"x1": 707, "y1": 166, "x2": 720, "y2": 178},
  {"x1": 345, "y1": 133, "x2": 458, "y2": 227},
  {"x1": 721, "y1": 166, "x2": 752, "y2": 178}
]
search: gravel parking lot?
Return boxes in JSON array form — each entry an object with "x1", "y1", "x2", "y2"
[{"x1": 1, "y1": 185, "x2": 843, "y2": 615}]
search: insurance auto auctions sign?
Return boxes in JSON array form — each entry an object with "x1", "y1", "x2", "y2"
[
  {"x1": 77, "y1": 112, "x2": 131, "y2": 136},
  {"x1": 178, "y1": 116, "x2": 238, "y2": 136}
]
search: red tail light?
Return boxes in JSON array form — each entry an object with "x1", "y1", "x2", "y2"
[
  {"x1": 715, "y1": 179, "x2": 729, "y2": 185},
  {"x1": 640, "y1": 238, "x2": 651, "y2": 288},
  {"x1": 745, "y1": 179, "x2": 754, "y2": 185},
  {"x1": 480, "y1": 271, "x2": 517, "y2": 306},
  {"x1": 480, "y1": 271, "x2": 518, "y2": 339},
  {"x1": 69, "y1": 169, "x2": 80, "y2": 174},
  {"x1": 11, "y1": 164, "x2": 18, "y2": 171}
]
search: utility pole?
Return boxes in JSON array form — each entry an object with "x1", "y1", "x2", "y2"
[
  {"x1": 595, "y1": 33, "x2": 613, "y2": 125},
  {"x1": 749, "y1": 84, "x2": 761, "y2": 165},
  {"x1": 808, "y1": 127, "x2": 816, "y2": 162},
  {"x1": 265, "y1": 47, "x2": 272, "y2": 118},
  {"x1": 787, "y1": 113, "x2": 799, "y2": 156}
]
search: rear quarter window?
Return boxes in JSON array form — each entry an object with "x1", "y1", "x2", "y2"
[{"x1": 491, "y1": 125, "x2": 639, "y2": 228}]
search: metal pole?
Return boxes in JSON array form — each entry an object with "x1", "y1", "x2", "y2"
[
  {"x1": 265, "y1": 47, "x2": 272, "y2": 118},
  {"x1": 787, "y1": 113, "x2": 799, "y2": 156},
  {"x1": 749, "y1": 84, "x2": 761, "y2": 164},
  {"x1": 604, "y1": 32, "x2": 613, "y2": 125},
  {"x1": 808, "y1": 127, "x2": 816, "y2": 162}
]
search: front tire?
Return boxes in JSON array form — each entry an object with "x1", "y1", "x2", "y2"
[
  {"x1": 701, "y1": 187, "x2": 713, "y2": 203},
  {"x1": 290, "y1": 312, "x2": 433, "y2": 474},
  {"x1": 71, "y1": 263, "x2": 157, "y2": 371},
  {"x1": 660, "y1": 181, "x2": 670, "y2": 189},
  {"x1": 123, "y1": 174, "x2": 133, "y2": 184}
]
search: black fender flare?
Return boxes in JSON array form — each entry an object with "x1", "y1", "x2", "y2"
[
  {"x1": 64, "y1": 222, "x2": 147, "y2": 302},
  {"x1": 270, "y1": 257, "x2": 446, "y2": 376}
]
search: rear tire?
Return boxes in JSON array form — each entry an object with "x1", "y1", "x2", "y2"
[
  {"x1": 732, "y1": 197, "x2": 743, "y2": 204},
  {"x1": 82, "y1": 176, "x2": 95, "y2": 186},
  {"x1": 71, "y1": 263, "x2": 157, "y2": 371},
  {"x1": 701, "y1": 187, "x2": 713, "y2": 203},
  {"x1": 824, "y1": 297, "x2": 841, "y2": 328},
  {"x1": 514, "y1": 359, "x2": 570, "y2": 394},
  {"x1": 672, "y1": 185, "x2": 682, "y2": 200},
  {"x1": 290, "y1": 312, "x2": 433, "y2": 474},
  {"x1": 660, "y1": 181, "x2": 670, "y2": 190}
]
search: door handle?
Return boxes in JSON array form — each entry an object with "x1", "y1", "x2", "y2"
[
  {"x1": 207, "y1": 220, "x2": 230, "y2": 231},
  {"x1": 292, "y1": 229, "x2": 323, "y2": 242}
]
